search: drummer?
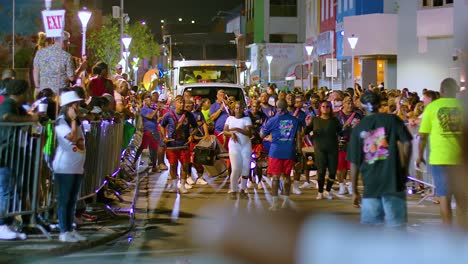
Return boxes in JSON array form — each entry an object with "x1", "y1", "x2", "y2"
[{"x1": 160, "y1": 95, "x2": 200, "y2": 194}]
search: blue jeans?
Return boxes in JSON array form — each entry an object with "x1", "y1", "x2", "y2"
[
  {"x1": 361, "y1": 192, "x2": 407, "y2": 227},
  {"x1": 0, "y1": 167, "x2": 11, "y2": 225},
  {"x1": 55, "y1": 173, "x2": 83, "y2": 233}
]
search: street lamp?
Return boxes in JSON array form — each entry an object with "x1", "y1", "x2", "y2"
[
  {"x1": 78, "y1": 8, "x2": 92, "y2": 57},
  {"x1": 132, "y1": 57, "x2": 139, "y2": 86},
  {"x1": 245, "y1": 61, "x2": 251, "y2": 86},
  {"x1": 347, "y1": 34, "x2": 359, "y2": 89},
  {"x1": 44, "y1": 0, "x2": 52, "y2": 10},
  {"x1": 178, "y1": 18, "x2": 183, "y2": 22},
  {"x1": 305, "y1": 45, "x2": 314, "y2": 90},
  {"x1": 266, "y1": 55, "x2": 273, "y2": 84},
  {"x1": 122, "y1": 36, "x2": 132, "y2": 73}
]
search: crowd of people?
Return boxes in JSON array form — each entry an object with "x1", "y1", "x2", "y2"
[{"x1": 0, "y1": 29, "x2": 466, "y2": 246}]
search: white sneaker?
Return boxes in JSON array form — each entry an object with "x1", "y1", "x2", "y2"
[
  {"x1": 316, "y1": 192, "x2": 323, "y2": 200},
  {"x1": 178, "y1": 183, "x2": 188, "y2": 194},
  {"x1": 196, "y1": 178, "x2": 208, "y2": 185},
  {"x1": 323, "y1": 191, "x2": 333, "y2": 200},
  {"x1": 186, "y1": 177, "x2": 195, "y2": 185},
  {"x1": 300, "y1": 182, "x2": 312, "y2": 189},
  {"x1": 347, "y1": 183, "x2": 353, "y2": 195},
  {"x1": 292, "y1": 185, "x2": 302, "y2": 195},
  {"x1": 71, "y1": 230, "x2": 87, "y2": 241},
  {"x1": 15, "y1": 231, "x2": 27, "y2": 240},
  {"x1": 167, "y1": 180, "x2": 177, "y2": 193},
  {"x1": 0, "y1": 225, "x2": 19, "y2": 240},
  {"x1": 59, "y1": 232, "x2": 79, "y2": 243},
  {"x1": 338, "y1": 183, "x2": 347, "y2": 195},
  {"x1": 247, "y1": 180, "x2": 254, "y2": 189},
  {"x1": 257, "y1": 182, "x2": 263, "y2": 189},
  {"x1": 159, "y1": 163, "x2": 168, "y2": 171},
  {"x1": 184, "y1": 183, "x2": 193, "y2": 189}
]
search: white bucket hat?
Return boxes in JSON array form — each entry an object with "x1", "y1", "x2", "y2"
[{"x1": 60, "y1": 91, "x2": 83, "y2": 107}]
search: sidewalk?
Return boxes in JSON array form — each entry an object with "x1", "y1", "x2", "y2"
[{"x1": 0, "y1": 190, "x2": 136, "y2": 264}]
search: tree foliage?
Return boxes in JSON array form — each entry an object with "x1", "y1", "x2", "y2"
[{"x1": 87, "y1": 16, "x2": 159, "y2": 69}]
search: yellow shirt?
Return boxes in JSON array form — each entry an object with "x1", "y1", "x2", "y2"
[{"x1": 419, "y1": 98, "x2": 462, "y2": 165}]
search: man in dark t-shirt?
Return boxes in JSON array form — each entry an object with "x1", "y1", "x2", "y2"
[{"x1": 347, "y1": 91, "x2": 412, "y2": 227}]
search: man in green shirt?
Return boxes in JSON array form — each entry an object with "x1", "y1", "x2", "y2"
[{"x1": 417, "y1": 77, "x2": 464, "y2": 228}]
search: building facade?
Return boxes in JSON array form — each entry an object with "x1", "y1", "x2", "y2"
[{"x1": 245, "y1": 0, "x2": 307, "y2": 86}]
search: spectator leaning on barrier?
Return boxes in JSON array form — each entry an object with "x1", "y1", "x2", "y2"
[
  {"x1": 0, "y1": 80, "x2": 39, "y2": 240},
  {"x1": 52, "y1": 91, "x2": 87, "y2": 243}
]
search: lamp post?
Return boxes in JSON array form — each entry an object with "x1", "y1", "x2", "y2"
[
  {"x1": 132, "y1": 57, "x2": 139, "y2": 86},
  {"x1": 305, "y1": 45, "x2": 314, "y2": 90},
  {"x1": 78, "y1": 8, "x2": 92, "y2": 58},
  {"x1": 122, "y1": 36, "x2": 132, "y2": 73},
  {"x1": 245, "y1": 61, "x2": 251, "y2": 86},
  {"x1": 266, "y1": 55, "x2": 273, "y2": 84},
  {"x1": 45, "y1": 0, "x2": 51, "y2": 10},
  {"x1": 347, "y1": 34, "x2": 358, "y2": 89}
]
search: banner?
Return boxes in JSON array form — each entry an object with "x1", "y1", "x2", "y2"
[{"x1": 41, "y1": 10, "x2": 66, "y2": 38}]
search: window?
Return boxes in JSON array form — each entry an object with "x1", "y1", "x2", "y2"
[
  {"x1": 421, "y1": 0, "x2": 454, "y2": 7},
  {"x1": 338, "y1": 0, "x2": 341, "y2": 14},
  {"x1": 330, "y1": 0, "x2": 334, "y2": 18},
  {"x1": 350, "y1": 0, "x2": 353, "y2": 9},
  {"x1": 269, "y1": 34, "x2": 298, "y2": 43},
  {"x1": 270, "y1": 0, "x2": 297, "y2": 17},
  {"x1": 344, "y1": 0, "x2": 348, "y2": 12}
]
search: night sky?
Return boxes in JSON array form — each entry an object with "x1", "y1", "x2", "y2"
[{"x1": 103, "y1": 0, "x2": 244, "y2": 35}]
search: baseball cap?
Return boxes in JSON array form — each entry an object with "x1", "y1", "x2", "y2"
[
  {"x1": 159, "y1": 93, "x2": 168, "y2": 102},
  {"x1": 116, "y1": 64, "x2": 123, "y2": 70}
]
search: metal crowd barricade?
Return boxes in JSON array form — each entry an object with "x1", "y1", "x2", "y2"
[
  {"x1": 80, "y1": 120, "x2": 124, "y2": 201},
  {"x1": 0, "y1": 122, "x2": 52, "y2": 238}
]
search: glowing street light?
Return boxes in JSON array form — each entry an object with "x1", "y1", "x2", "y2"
[
  {"x1": 44, "y1": 0, "x2": 52, "y2": 10},
  {"x1": 161, "y1": 19, "x2": 164, "y2": 23},
  {"x1": 305, "y1": 45, "x2": 314, "y2": 90},
  {"x1": 191, "y1": 20, "x2": 195, "y2": 24},
  {"x1": 178, "y1": 18, "x2": 183, "y2": 22},
  {"x1": 266, "y1": 55, "x2": 273, "y2": 84},
  {"x1": 132, "y1": 57, "x2": 140, "y2": 86},
  {"x1": 122, "y1": 36, "x2": 132, "y2": 51},
  {"x1": 245, "y1": 61, "x2": 251, "y2": 85},
  {"x1": 347, "y1": 34, "x2": 359, "y2": 88},
  {"x1": 78, "y1": 8, "x2": 92, "y2": 57},
  {"x1": 122, "y1": 36, "x2": 132, "y2": 73}
]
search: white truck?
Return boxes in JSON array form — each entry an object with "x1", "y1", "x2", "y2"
[{"x1": 165, "y1": 33, "x2": 245, "y2": 103}]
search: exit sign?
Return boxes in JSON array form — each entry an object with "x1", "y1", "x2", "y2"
[{"x1": 41, "y1": 10, "x2": 66, "y2": 38}]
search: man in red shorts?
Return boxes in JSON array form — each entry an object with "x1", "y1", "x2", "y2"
[
  {"x1": 261, "y1": 99, "x2": 301, "y2": 210},
  {"x1": 160, "y1": 95, "x2": 199, "y2": 194}
]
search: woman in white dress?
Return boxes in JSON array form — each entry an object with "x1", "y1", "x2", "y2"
[{"x1": 223, "y1": 101, "x2": 253, "y2": 199}]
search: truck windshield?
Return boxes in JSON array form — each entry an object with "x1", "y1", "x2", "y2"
[{"x1": 179, "y1": 66, "x2": 236, "y2": 85}]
